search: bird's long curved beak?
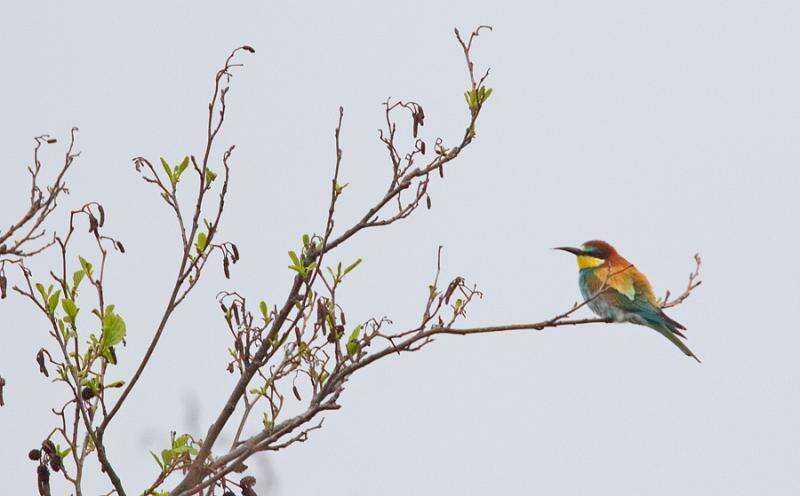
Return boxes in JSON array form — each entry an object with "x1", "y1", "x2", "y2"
[{"x1": 553, "y1": 246, "x2": 584, "y2": 256}]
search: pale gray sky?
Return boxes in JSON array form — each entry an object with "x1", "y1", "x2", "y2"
[{"x1": 1, "y1": 1, "x2": 799, "y2": 494}]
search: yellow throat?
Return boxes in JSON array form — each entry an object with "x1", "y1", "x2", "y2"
[{"x1": 577, "y1": 255, "x2": 605, "y2": 269}]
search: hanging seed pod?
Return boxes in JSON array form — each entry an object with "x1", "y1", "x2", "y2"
[
  {"x1": 233, "y1": 304, "x2": 241, "y2": 326},
  {"x1": 36, "y1": 349, "x2": 49, "y2": 377},
  {"x1": 28, "y1": 449, "x2": 42, "y2": 461},
  {"x1": 37, "y1": 464, "x2": 50, "y2": 496},
  {"x1": 41, "y1": 440, "x2": 56, "y2": 457},
  {"x1": 88, "y1": 214, "x2": 98, "y2": 235}
]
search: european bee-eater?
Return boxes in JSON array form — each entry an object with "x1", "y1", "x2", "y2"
[{"x1": 555, "y1": 240, "x2": 700, "y2": 362}]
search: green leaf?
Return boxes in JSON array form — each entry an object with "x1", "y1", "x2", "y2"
[
  {"x1": 288, "y1": 250, "x2": 301, "y2": 267},
  {"x1": 346, "y1": 324, "x2": 362, "y2": 356},
  {"x1": 61, "y1": 298, "x2": 79, "y2": 324},
  {"x1": 205, "y1": 168, "x2": 217, "y2": 184},
  {"x1": 58, "y1": 319, "x2": 68, "y2": 340},
  {"x1": 175, "y1": 156, "x2": 190, "y2": 180},
  {"x1": 105, "y1": 380, "x2": 125, "y2": 388},
  {"x1": 259, "y1": 300, "x2": 270, "y2": 323},
  {"x1": 160, "y1": 157, "x2": 176, "y2": 186},
  {"x1": 343, "y1": 258, "x2": 362, "y2": 276},
  {"x1": 48, "y1": 290, "x2": 61, "y2": 315},
  {"x1": 82, "y1": 376, "x2": 101, "y2": 393},
  {"x1": 35, "y1": 283, "x2": 48, "y2": 303},
  {"x1": 302, "y1": 234, "x2": 310, "y2": 248},
  {"x1": 78, "y1": 256, "x2": 93, "y2": 279},
  {"x1": 161, "y1": 448, "x2": 174, "y2": 467},
  {"x1": 150, "y1": 450, "x2": 164, "y2": 470},
  {"x1": 195, "y1": 232, "x2": 208, "y2": 254},
  {"x1": 101, "y1": 306, "x2": 126, "y2": 351},
  {"x1": 72, "y1": 270, "x2": 85, "y2": 291}
]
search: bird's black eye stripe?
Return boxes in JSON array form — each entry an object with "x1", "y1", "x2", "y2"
[{"x1": 583, "y1": 246, "x2": 609, "y2": 259}]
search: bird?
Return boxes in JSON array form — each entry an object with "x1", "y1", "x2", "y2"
[{"x1": 554, "y1": 240, "x2": 700, "y2": 362}]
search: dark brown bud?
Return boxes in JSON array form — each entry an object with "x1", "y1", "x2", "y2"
[
  {"x1": 116, "y1": 241, "x2": 126, "y2": 253},
  {"x1": 426, "y1": 195, "x2": 432, "y2": 210},
  {"x1": 41, "y1": 440, "x2": 56, "y2": 457},
  {"x1": 0, "y1": 274, "x2": 7, "y2": 299},
  {"x1": 97, "y1": 205, "x2": 105, "y2": 227},
  {"x1": 81, "y1": 387, "x2": 95, "y2": 401},
  {"x1": 46, "y1": 138, "x2": 57, "y2": 144},
  {"x1": 88, "y1": 215, "x2": 98, "y2": 235},
  {"x1": 242, "y1": 45, "x2": 255, "y2": 53},
  {"x1": 36, "y1": 349, "x2": 49, "y2": 377},
  {"x1": 223, "y1": 491, "x2": 236, "y2": 496},
  {"x1": 28, "y1": 449, "x2": 42, "y2": 460},
  {"x1": 49, "y1": 456, "x2": 62, "y2": 472},
  {"x1": 292, "y1": 385, "x2": 301, "y2": 401},
  {"x1": 240, "y1": 475, "x2": 257, "y2": 496},
  {"x1": 231, "y1": 243, "x2": 240, "y2": 262},
  {"x1": 223, "y1": 256, "x2": 230, "y2": 279}
]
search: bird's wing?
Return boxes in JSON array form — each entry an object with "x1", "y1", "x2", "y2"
[
  {"x1": 594, "y1": 263, "x2": 636, "y2": 301},
  {"x1": 592, "y1": 263, "x2": 661, "y2": 311}
]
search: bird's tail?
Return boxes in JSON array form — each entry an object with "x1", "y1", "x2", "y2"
[
  {"x1": 658, "y1": 309, "x2": 687, "y2": 339},
  {"x1": 649, "y1": 319, "x2": 701, "y2": 363}
]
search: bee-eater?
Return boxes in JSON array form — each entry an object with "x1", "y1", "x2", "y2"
[{"x1": 555, "y1": 240, "x2": 700, "y2": 362}]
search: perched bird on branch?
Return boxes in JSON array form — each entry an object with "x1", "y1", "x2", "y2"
[{"x1": 555, "y1": 240, "x2": 700, "y2": 362}]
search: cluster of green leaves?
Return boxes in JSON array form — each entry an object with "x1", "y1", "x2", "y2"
[
  {"x1": 464, "y1": 86, "x2": 493, "y2": 111},
  {"x1": 149, "y1": 434, "x2": 198, "y2": 472},
  {"x1": 36, "y1": 283, "x2": 61, "y2": 317},
  {"x1": 288, "y1": 237, "x2": 317, "y2": 279},
  {"x1": 42, "y1": 255, "x2": 127, "y2": 394},
  {"x1": 160, "y1": 156, "x2": 190, "y2": 188},
  {"x1": 249, "y1": 379, "x2": 271, "y2": 398},
  {"x1": 326, "y1": 258, "x2": 362, "y2": 285},
  {"x1": 53, "y1": 443, "x2": 72, "y2": 461}
]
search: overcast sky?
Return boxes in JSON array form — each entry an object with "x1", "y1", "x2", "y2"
[{"x1": 2, "y1": 1, "x2": 799, "y2": 494}]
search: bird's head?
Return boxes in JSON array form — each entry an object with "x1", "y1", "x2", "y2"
[{"x1": 554, "y1": 240, "x2": 617, "y2": 269}]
